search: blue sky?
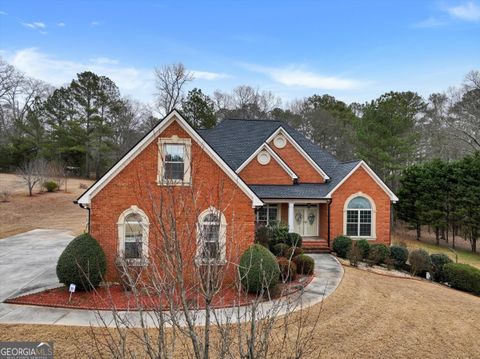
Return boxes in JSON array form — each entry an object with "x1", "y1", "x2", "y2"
[{"x1": 0, "y1": 0, "x2": 479, "y2": 107}]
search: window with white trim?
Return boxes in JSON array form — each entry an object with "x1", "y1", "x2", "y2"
[
  {"x1": 158, "y1": 136, "x2": 191, "y2": 185},
  {"x1": 197, "y1": 208, "x2": 227, "y2": 263},
  {"x1": 117, "y1": 206, "x2": 150, "y2": 264},
  {"x1": 346, "y1": 196, "x2": 372, "y2": 237},
  {"x1": 255, "y1": 204, "x2": 279, "y2": 226}
]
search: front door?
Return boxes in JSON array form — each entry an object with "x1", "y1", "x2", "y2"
[{"x1": 293, "y1": 206, "x2": 319, "y2": 237}]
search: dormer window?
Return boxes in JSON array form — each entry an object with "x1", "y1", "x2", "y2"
[{"x1": 158, "y1": 136, "x2": 192, "y2": 185}]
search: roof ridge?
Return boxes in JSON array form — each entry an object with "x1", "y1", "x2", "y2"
[{"x1": 223, "y1": 118, "x2": 283, "y2": 122}]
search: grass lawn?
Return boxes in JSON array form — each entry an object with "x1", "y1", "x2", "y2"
[
  {"x1": 1, "y1": 266, "x2": 479, "y2": 358},
  {"x1": 392, "y1": 233, "x2": 480, "y2": 269},
  {"x1": 0, "y1": 173, "x2": 93, "y2": 238}
]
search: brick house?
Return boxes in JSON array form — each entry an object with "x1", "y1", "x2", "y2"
[{"x1": 76, "y1": 110, "x2": 397, "y2": 282}]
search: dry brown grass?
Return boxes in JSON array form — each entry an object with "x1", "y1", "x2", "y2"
[
  {"x1": 0, "y1": 173, "x2": 93, "y2": 238},
  {"x1": 1, "y1": 266, "x2": 479, "y2": 358}
]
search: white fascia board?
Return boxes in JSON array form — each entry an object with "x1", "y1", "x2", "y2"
[
  {"x1": 77, "y1": 110, "x2": 263, "y2": 208},
  {"x1": 325, "y1": 161, "x2": 399, "y2": 202},
  {"x1": 236, "y1": 143, "x2": 298, "y2": 180},
  {"x1": 265, "y1": 127, "x2": 330, "y2": 180}
]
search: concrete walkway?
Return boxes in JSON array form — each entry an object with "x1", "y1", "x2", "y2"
[{"x1": 0, "y1": 237, "x2": 343, "y2": 327}]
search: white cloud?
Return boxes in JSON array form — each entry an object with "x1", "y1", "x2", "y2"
[
  {"x1": 4, "y1": 48, "x2": 155, "y2": 103},
  {"x1": 0, "y1": 11, "x2": 7, "y2": 15},
  {"x1": 90, "y1": 21, "x2": 100, "y2": 27},
  {"x1": 242, "y1": 63, "x2": 362, "y2": 90},
  {"x1": 191, "y1": 70, "x2": 229, "y2": 80},
  {"x1": 21, "y1": 21, "x2": 47, "y2": 30},
  {"x1": 446, "y1": 1, "x2": 480, "y2": 21},
  {"x1": 57, "y1": 22, "x2": 66, "y2": 27},
  {"x1": 413, "y1": 17, "x2": 447, "y2": 28}
]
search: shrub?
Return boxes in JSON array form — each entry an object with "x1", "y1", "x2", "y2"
[
  {"x1": 368, "y1": 244, "x2": 390, "y2": 265},
  {"x1": 283, "y1": 246, "x2": 304, "y2": 259},
  {"x1": 408, "y1": 249, "x2": 432, "y2": 276},
  {"x1": 271, "y1": 243, "x2": 289, "y2": 257},
  {"x1": 285, "y1": 232, "x2": 302, "y2": 248},
  {"x1": 332, "y1": 235, "x2": 352, "y2": 258},
  {"x1": 356, "y1": 239, "x2": 370, "y2": 259},
  {"x1": 254, "y1": 225, "x2": 271, "y2": 248},
  {"x1": 56, "y1": 233, "x2": 107, "y2": 291},
  {"x1": 443, "y1": 263, "x2": 480, "y2": 294},
  {"x1": 269, "y1": 223, "x2": 289, "y2": 247},
  {"x1": 43, "y1": 180, "x2": 58, "y2": 192},
  {"x1": 239, "y1": 244, "x2": 280, "y2": 293},
  {"x1": 390, "y1": 245, "x2": 409, "y2": 269},
  {"x1": 430, "y1": 253, "x2": 453, "y2": 283},
  {"x1": 347, "y1": 242, "x2": 363, "y2": 267},
  {"x1": 277, "y1": 257, "x2": 297, "y2": 282},
  {"x1": 292, "y1": 254, "x2": 315, "y2": 275}
]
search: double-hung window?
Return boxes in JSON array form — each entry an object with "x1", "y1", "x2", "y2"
[
  {"x1": 346, "y1": 196, "x2": 373, "y2": 237},
  {"x1": 158, "y1": 137, "x2": 191, "y2": 185},
  {"x1": 197, "y1": 208, "x2": 226, "y2": 264},
  {"x1": 117, "y1": 206, "x2": 150, "y2": 265}
]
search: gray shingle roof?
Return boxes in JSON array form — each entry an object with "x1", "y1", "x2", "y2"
[{"x1": 198, "y1": 119, "x2": 361, "y2": 200}]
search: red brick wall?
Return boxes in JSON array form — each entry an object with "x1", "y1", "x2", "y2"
[
  {"x1": 89, "y1": 118, "x2": 255, "y2": 285},
  {"x1": 268, "y1": 139, "x2": 324, "y2": 183},
  {"x1": 239, "y1": 156, "x2": 293, "y2": 185},
  {"x1": 330, "y1": 166, "x2": 391, "y2": 245}
]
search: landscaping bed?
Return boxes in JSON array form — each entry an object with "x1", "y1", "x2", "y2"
[{"x1": 5, "y1": 275, "x2": 313, "y2": 311}]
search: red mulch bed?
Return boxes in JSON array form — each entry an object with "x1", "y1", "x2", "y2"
[{"x1": 5, "y1": 276, "x2": 313, "y2": 311}]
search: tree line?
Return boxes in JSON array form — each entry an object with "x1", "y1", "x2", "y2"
[
  {"x1": 397, "y1": 153, "x2": 480, "y2": 253},
  {"x1": 1, "y1": 59, "x2": 479, "y2": 188}
]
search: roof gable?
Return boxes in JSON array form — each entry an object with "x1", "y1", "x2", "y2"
[{"x1": 76, "y1": 110, "x2": 263, "y2": 207}]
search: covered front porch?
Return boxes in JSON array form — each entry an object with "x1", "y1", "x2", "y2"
[{"x1": 255, "y1": 199, "x2": 331, "y2": 251}]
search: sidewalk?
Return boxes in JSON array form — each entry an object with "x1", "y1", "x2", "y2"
[{"x1": 0, "y1": 253, "x2": 343, "y2": 327}]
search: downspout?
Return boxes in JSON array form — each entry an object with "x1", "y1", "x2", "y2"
[
  {"x1": 327, "y1": 199, "x2": 332, "y2": 248},
  {"x1": 74, "y1": 200, "x2": 91, "y2": 233}
]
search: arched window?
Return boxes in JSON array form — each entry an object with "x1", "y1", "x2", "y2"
[
  {"x1": 344, "y1": 195, "x2": 375, "y2": 238},
  {"x1": 197, "y1": 207, "x2": 227, "y2": 263},
  {"x1": 117, "y1": 206, "x2": 150, "y2": 263}
]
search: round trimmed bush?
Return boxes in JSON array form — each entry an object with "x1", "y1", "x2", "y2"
[
  {"x1": 390, "y1": 245, "x2": 409, "y2": 269},
  {"x1": 272, "y1": 243, "x2": 289, "y2": 257},
  {"x1": 277, "y1": 257, "x2": 297, "y2": 282},
  {"x1": 283, "y1": 246, "x2": 304, "y2": 259},
  {"x1": 239, "y1": 244, "x2": 280, "y2": 293},
  {"x1": 286, "y1": 232, "x2": 302, "y2": 248},
  {"x1": 43, "y1": 181, "x2": 58, "y2": 192},
  {"x1": 332, "y1": 235, "x2": 352, "y2": 258},
  {"x1": 443, "y1": 263, "x2": 480, "y2": 294},
  {"x1": 56, "y1": 233, "x2": 107, "y2": 291},
  {"x1": 356, "y1": 239, "x2": 370, "y2": 259},
  {"x1": 408, "y1": 249, "x2": 432, "y2": 276},
  {"x1": 368, "y1": 244, "x2": 390, "y2": 265},
  {"x1": 293, "y1": 254, "x2": 315, "y2": 275},
  {"x1": 254, "y1": 225, "x2": 271, "y2": 248},
  {"x1": 430, "y1": 253, "x2": 453, "y2": 283}
]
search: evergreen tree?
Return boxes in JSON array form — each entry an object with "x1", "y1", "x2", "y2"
[{"x1": 182, "y1": 88, "x2": 217, "y2": 129}]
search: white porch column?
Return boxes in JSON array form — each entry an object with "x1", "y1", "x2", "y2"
[{"x1": 288, "y1": 202, "x2": 295, "y2": 233}]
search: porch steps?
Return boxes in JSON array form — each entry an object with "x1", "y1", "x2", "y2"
[{"x1": 302, "y1": 239, "x2": 331, "y2": 253}]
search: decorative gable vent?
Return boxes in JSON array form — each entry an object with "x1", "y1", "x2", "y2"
[
  {"x1": 257, "y1": 150, "x2": 271, "y2": 165},
  {"x1": 273, "y1": 134, "x2": 287, "y2": 149}
]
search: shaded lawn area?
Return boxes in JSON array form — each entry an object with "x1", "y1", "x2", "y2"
[
  {"x1": 393, "y1": 233, "x2": 480, "y2": 269},
  {"x1": 1, "y1": 266, "x2": 479, "y2": 358}
]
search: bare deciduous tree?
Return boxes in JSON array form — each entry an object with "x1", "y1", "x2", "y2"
[
  {"x1": 154, "y1": 63, "x2": 194, "y2": 116},
  {"x1": 16, "y1": 158, "x2": 48, "y2": 196},
  {"x1": 77, "y1": 161, "x2": 323, "y2": 358}
]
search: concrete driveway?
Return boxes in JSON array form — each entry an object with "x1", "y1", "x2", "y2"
[{"x1": 0, "y1": 229, "x2": 73, "y2": 302}]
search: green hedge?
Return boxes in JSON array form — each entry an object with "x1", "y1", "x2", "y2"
[
  {"x1": 430, "y1": 253, "x2": 453, "y2": 283},
  {"x1": 408, "y1": 249, "x2": 432, "y2": 276},
  {"x1": 277, "y1": 257, "x2": 297, "y2": 282},
  {"x1": 239, "y1": 244, "x2": 280, "y2": 293},
  {"x1": 43, "y1": 181, "x2": 58, "y2": 192},
  {"x1": 269, "y1": 223, "x2": 289, "y2": 247},
  {"x1": 56, "y1": 233, "x2": 107, "y2": 291},
  {"x1": 286, "y1": 232, "x2": 302, "y2": 248},
  {"x1": 443, "y1": 263, "x2": 480, "y2": 295},
  {"x1": 390, "y1": 245, "x2": 409, "y2": 269},
  {"x1": 356, "y1": 239, "x2": 370, "y2": 259},
  {"x1": 293, "y1": 254, "x2": 315, "y2": 275},
  {"x1": 254, "y1": 226, "x2": 271, "y2": 248},
  {"x1": 271, "y1": 243, "x2": 289, "y2": 257},
  {"x1": 332, "y1": 236, "x2": 352, "y2": 258},
  {"x1": 283, "y1": 246, "x2": 304, "y2": 259},
  {"x1": 368, "y1": 244, "x2": 390, "y2": 265}
]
